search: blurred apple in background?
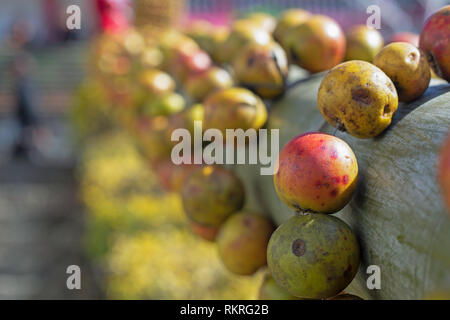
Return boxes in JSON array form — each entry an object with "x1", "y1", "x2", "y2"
[
  {"x1": 273, "y1": 9, "x2": 311, "y2": 62},
  {"x1": 345, "y1": 25, "x2": 384, "y2": 62},
  {"x1": 419, "y1": 5, "x2": 450, "y2": 82},
  {"x1": 185, "y1": 66, "x2": 233, "y2": 102},
  {"x1": 171, "y1": 48, "x2": 212, "y2": 82},
  {"x1": 245, "y1": 12, "x2": 277, "y2": 33},
  {"x1": 288, "y1": 15, "x2": 346, "y2": 73},
  {"x1": 217, "y1": 19, "x2": 272, "y2": 64}
]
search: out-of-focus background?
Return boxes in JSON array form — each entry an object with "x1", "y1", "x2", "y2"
[{"x1": 0, "y1": 0, "x2": 447, "y2": 299}]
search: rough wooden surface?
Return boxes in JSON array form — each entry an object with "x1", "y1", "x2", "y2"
[{"x1": 231, "y1": 76, "x2": 450, "y2": 300}]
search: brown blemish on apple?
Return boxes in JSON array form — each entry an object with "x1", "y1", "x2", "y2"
[
  {"x1": 351, "y1": 87, "x2": 373, "y2": 105},
  {"x1": 383, "y1": 103, "x2": 392, "y2": 117},
  {"x1": 343, "y1": 264, "x2": 353, "y2": 279},
  {"x1": 330, "y1": 189, "x2": 338, "y2": 197},
  {"x1": 292, "y1": 239, "x2": 306, "y2": 256}
]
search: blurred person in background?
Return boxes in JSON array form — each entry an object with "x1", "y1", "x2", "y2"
[{"x1": 8, "y1": 21, "x2": 47, "y2": 160}]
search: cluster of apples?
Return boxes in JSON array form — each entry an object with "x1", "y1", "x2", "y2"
[
  {"x1": 180, "y1": 165, "x2": 275, "y2": 278},
  {"x1": 266, "y1": 5, "x2": 449, "y2": 300},
  {"x1": 87, "y1": 4, "x2": 449, "y2": 300},
  {"x1": 267, "y1": 132, "x2": 361, "y2": 299},
  {"x1": 316, "y1": 6, "x2": 450, "y2": 213},
  {"x1": 178, "y1": 11, "x2": 352, "y2": 299},
  {"x1": 319, "y1": 5, "x2": 449, "y2": 140},
  {"x1": 88, "y1": 20, "x2": 275, "y2": 284}
]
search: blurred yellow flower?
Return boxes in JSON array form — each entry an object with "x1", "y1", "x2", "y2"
[{"x1": 77, "y1": 131, "x2": 263, "y2": 299}]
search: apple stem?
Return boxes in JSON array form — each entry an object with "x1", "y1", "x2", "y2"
[{"x1": 294, "y1": 209, "x2": 313, "y2": 216}]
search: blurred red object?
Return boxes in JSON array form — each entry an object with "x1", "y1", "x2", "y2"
[{"x1": 96, "y1": 0, "x2": 131, "y2": 34}]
